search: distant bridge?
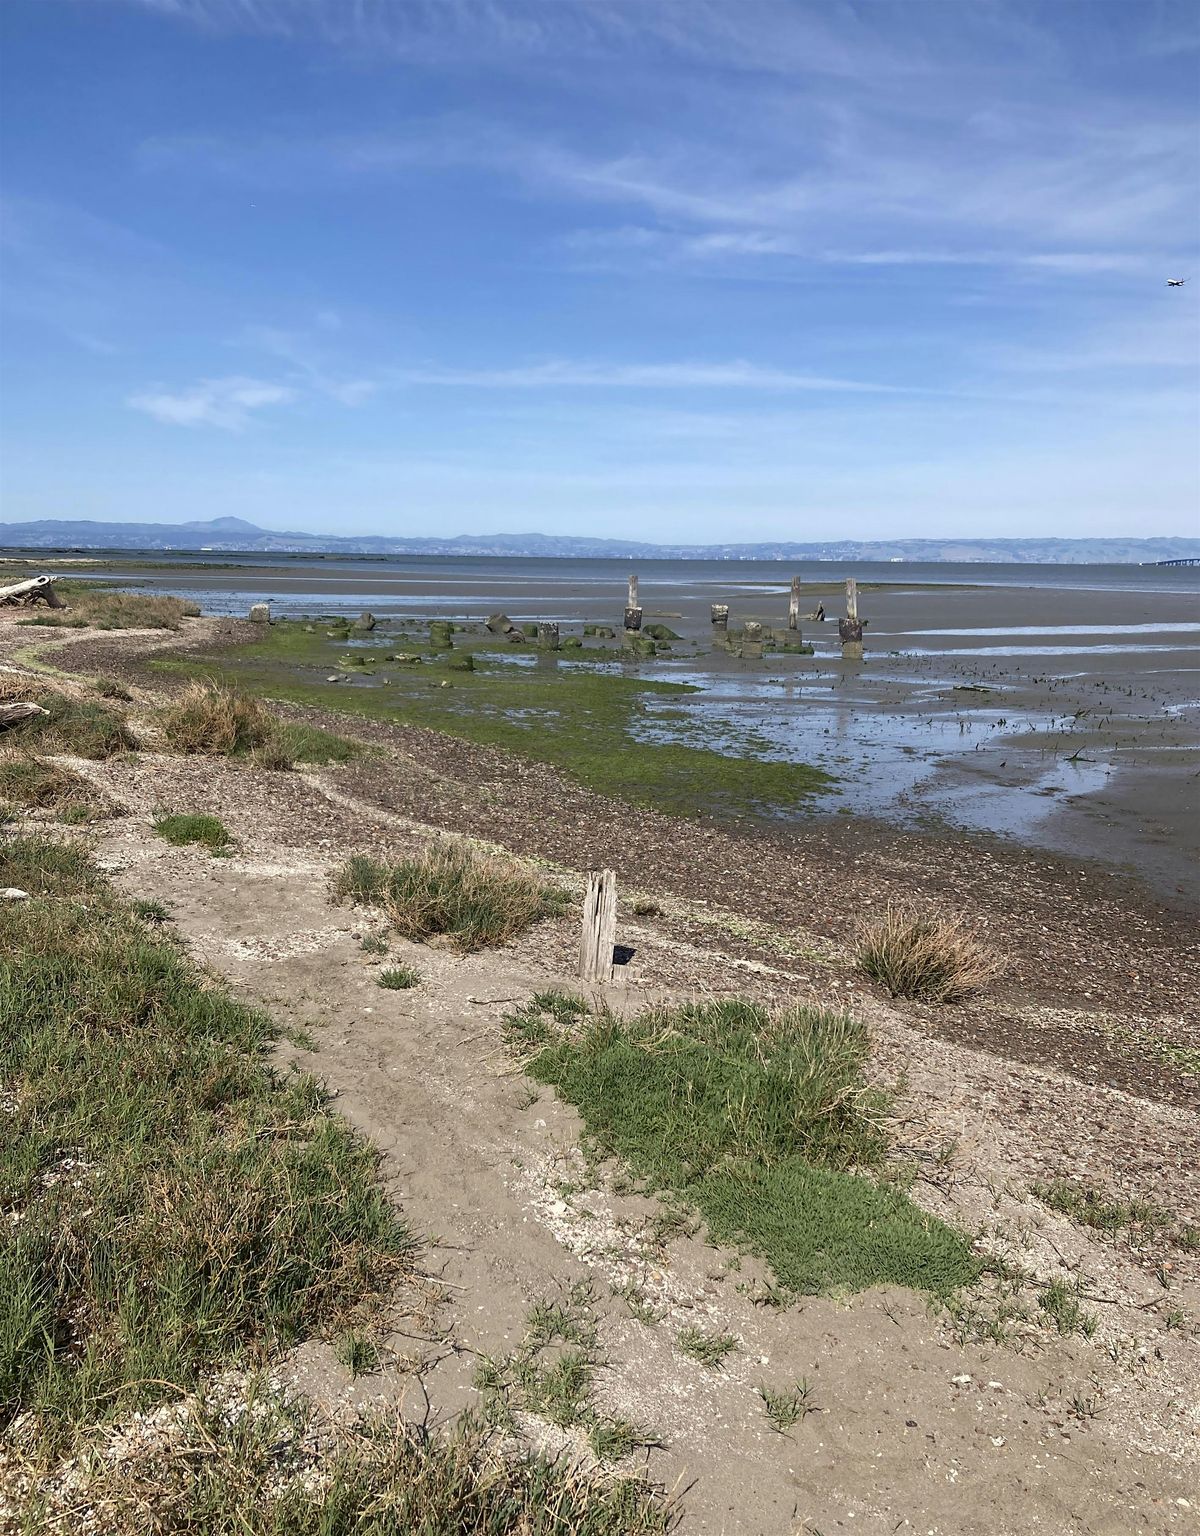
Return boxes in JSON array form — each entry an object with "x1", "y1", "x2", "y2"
[{"x1": 1151, "y1": 558, "x2": 1200, "y2": 566}]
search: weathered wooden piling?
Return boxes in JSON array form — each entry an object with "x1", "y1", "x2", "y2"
[
  {"x1": 788, "y1": 575, "x2": 802, "y2": 630},
  {"x1": 710, "y1": 603, "x2": 729, "y2": 631},
  {"x1": 838, "y1": 578, "x2": 864, "y2": 660},
  {"x1": 627, "y1": 573, "x2": 639, "y2": 611},
  {"x1": 537, "y1": 621, "x2": 561, "y2": 651},
  {"x1": 624, "y1": 605, "x2": 643, "y2": 633},
  {"x1": 741, "y1": 620, "x2": 764, "y2": 659},
  {"x1": 579, "y1": 869, "x2": 618, "y2": 984}
]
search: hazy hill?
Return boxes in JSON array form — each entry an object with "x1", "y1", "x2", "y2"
[{"x1": 1, "y1": 518, "x2": 1197, "y2": 564}]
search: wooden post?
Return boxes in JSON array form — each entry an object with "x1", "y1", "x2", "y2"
[
  {"x1": 741, "y1": 620, "x2": 764, "y2": 659},
  {"x1": 579, "y1": 869, "x2": 618, "y2": 984},
  {"x1": 537, "y1": 621, "x2": 560, "y2": 651},
  {"x1": 624, "y1": 605, "x2": 643, "y2": 632},
  {"x1": 627, "y1": 573, "x2": 639, "y2": 612},
  {"x1": 710, "y1": 603, "x2": 729, "y2": 630},
  {"x1": 839, "y1": 578, "x2": 863, "y2": 660},
  {"x1": 788, "y1": 575, "x2": 801, "y2": 630}
]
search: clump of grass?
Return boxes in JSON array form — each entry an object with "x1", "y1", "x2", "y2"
[
  {"x1": 335, "y1": 842, "x2": 568, "y2": 953},
  {"x1": 153, "y1": 811, "x2": 233, "y2": 852},
  {"x1": 506, "y1": 995, "x2": 978, "y2": 1298},
  {"x1": 272, "y1": 720, "x2": 360, "y2": 765},
  {"x1": 759, "y1": 1378, "x2": 817, "y2": 1431},
  {"x1": 1031, "y1": 1179, "x2": 1195, "y2": 1252},
  {"x1": 632, "y1": 898, "x2": 663, "y2": 918},
  {"x1": 377, "y1": 965, "x2": 420, "y2": 990},
  {"x1": 0, "y1": 682, "x2": 137, "y2": 759},
  {"x1": 0, "y1": 757, "x2": 103, "y2": 814},
  {"x1": 677, "y1": 1327, "x2": 738, "y2": 1370},
  {"x1": 94, "y1": 678, "x2": 133, "y2": 702},
  {"x1": 18, "y1": 589, "x2": 191, "y2": 631},
  {"x1": 855, "y1": 904, "x2": 1003, "y2": 1002},
  {"x1": 336, "y1": 1332, "x2": 380, "y2": 1378},
  {"x1": 158, "y1": 680, "x2": 274, "y2": 756},
  {"x1": 1038, "y1": 1278, "x2": 1098, "y2": 1338},
  {"x1": 0, "y1": 838, "x2": 415, "y2": 1465},
  {"x1": 359, "y1": 933, "x2": 389, "y2": 956},
  {"x1": 131, "y1": 898, "x2": 170, "y2": 924}
]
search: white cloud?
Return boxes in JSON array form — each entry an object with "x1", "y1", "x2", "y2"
[
  {"x1": 387, "y1": 358, "x2": 920, "y2": 393},
  {"x1": 127, "y1": 375, "x2": 296, "y2": 429}
]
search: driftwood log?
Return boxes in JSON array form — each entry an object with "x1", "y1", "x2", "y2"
[
  {"x1": 0, "y1": 702, "x2": 49, "y2": 730},
  {"x1": 0, "y1": 575, "x2": 66, "y2": 608}
]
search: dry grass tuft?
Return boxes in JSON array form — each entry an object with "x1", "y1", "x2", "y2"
[
  {"x1": 18, "y1": 589, "x2": 196, "y2": 631},
  {"x1": 0, "y1": 678, "x2": 137, "y2": 759},
  {"x1": 335, "y1": 841, "x2": 568, "y2": 953},
  {"x1": 855, "y1": 904, "x2": 1003, "y2": 1003},
  {"x1": 0, "y1": 756, "x2": 108, "y2": 816},
  {"x1": 159, "y1": 681, "x2": 274, "y2": 756}
]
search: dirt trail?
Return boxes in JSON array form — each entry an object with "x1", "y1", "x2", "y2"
[{"x1": 46, "y1": 746, "x2": 1195, "y2": 1536}]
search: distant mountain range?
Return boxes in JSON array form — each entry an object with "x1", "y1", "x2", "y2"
[{"x1": 1, "y1": 517, "x2": 1197, "y2": 565}]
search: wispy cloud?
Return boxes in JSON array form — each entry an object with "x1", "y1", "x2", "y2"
[
  {"x1": 386, "y1": 358, "x2": 920, "y2": 393},
  {"x1": 127, "y1": 375, "x2": 296, "y2": 429}
]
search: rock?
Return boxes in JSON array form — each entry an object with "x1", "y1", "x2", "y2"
[
  {"x1": 1, "y1": 888, "x2": 29, "y2": 900},
  {"x1": 248, "y1": 602, "x2": 271, "y2": 623},
  {"x1": 354, "y1": 611, "x2": 377, "y2": 631}
]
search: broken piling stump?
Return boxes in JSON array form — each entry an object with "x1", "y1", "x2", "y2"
[
  {"x1": 839, "y1": 579, "x2": 864, "y2": 660},
  {"x1": 579, "y1": 869, "x2": 618, "y2": 984},
  {"x1": 248, "y1": 602, "x2": 271, "y2": 624},
  {"x1": 624, "y1": 605, "x2": 643, "y2": 633},
  {"x1": 741, "y1": 620, "x2": 764, "y2": 659},
  {"x1": 788, "y1": 575, "x2": 801, "y2": 630},
  {"x1": 537, "y1": 621, "x2": 561, "y2": 651}
]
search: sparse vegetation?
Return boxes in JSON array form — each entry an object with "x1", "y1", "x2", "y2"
[
  {"x1": 377, "y1": 965, "x2": 421, "y2": 990},
  {"x1": 759, "y1": 1378, "x2": 818, "y2": 1431},
  {"x1": 153, "y1": 811, "x2": 232, "y2": 851},
  {"x1": 14, "y1": 1377, "x2": 670, "y2": 1533},
  {"x1": 677, "y1": 1327, "x2": 738, "y2": 1370},
  {"x1": 856, "y1": 904, "x2": 1003, "y2": 1002},
  {"x1": 506, "y1": 996, "x2": 978, "y2": 1297},
  {"x1": 1031, "y1": 1179, "x2": 1197, "y2": 1252},
  {"x1": 335, "y1": 841, "x2": 568, "y2": 953},
  {"x1": 632, "y1": 898, "x2": 663, "y2": 918},
  {"x1": 1037, "y1": 1278, "x2": 1098, "y2": 1337},
  {"x1": 359, "y1": 933, "x2": 389, "y2": 956},
  {"x1": 336, "y1": 1332, "x2": 380, "y2": 1378},
  {"x1": 0, "y1": 836, "x2": 416, "y2": 1468}
]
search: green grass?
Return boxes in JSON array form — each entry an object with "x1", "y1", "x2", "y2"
[
  {"x1": 759, "y1": 1378, "x2": 817, "y2": 1431},
  {"x1": 1037, "y1": 1278, "x2": 1097, "y2": 1338},
  {"x1": 15, "y1": 589, "x2": 193, "y2": 631},
  {"x1": 336, "y1": 842, "x2": 568, "y2": 953},
  {"x1": 152, "y1": 620, "x2": 835, "y2": 821},
  {"x1": 153, "y1": 812, "x2": 232, "y2": 851},
  {"x1": 1031, "y1": 1179, "x2": 1197, "y2": 1251},
  {"x1": 677, "y1": 1327, "x2": 738, "y2": 1370},
  {"x1": 506, "y1": 995, "x2": 979, "y2": 1298},
  {"x1": 0, "y1": 757, "x2": 104, "y2": 815},
  {"x1": 0, "y1": 836, "x2": 416, "y2": 1464},
  {"x1": 377, "y1": 965, "x2": 421, "y2": 990}
]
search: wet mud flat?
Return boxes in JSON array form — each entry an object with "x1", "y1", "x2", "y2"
[{"x1": 13, "y1": 556, "x2": 1198, "y2": 905}]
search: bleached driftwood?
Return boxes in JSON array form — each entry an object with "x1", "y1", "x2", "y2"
[
  {"x1": 0, "y1": 575, "x2": 66, "y2": 608},
  {"x1": 0, "y1": 702, "x2": 49, "y2": 730}
]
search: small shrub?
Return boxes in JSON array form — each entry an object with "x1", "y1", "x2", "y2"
[
  {"x1": 334, "y1": 842, "x2": 568, "y2": 953},
  {"x1": 377, "y1": 965, "x2": 421, "y2": 990},
  {"x1": 159, "y1": 681, "x2": 273, "y2": 756},
  {"x1": 154, "y1": 812, "x2": 232, "y2": 851},
  {"x1": 856, "y1": 905, "x2": 1003, "y2": 1002}
]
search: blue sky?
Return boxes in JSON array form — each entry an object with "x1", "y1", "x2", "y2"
[{"x1": 1, "y1": 0, "x2": 1198, "y2": 542}]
